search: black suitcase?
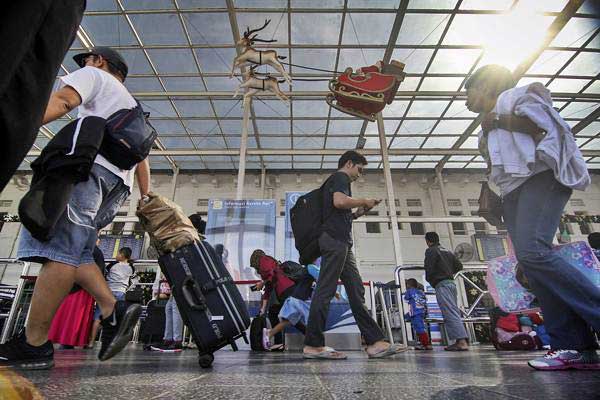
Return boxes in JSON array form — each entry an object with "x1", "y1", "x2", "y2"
[
  {"x1": 159, "y1": 240, "x2": 250, "y2": 368},
  {"x1": 139, "y1": 300, "x2": 166, "y2": 348}
]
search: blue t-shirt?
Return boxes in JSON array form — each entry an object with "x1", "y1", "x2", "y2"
[{"x1": 404, "y1": 287, "x2": 427, "y2": 317}]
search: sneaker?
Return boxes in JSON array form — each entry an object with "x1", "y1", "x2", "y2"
[
  {"x1": 0, "y1": 331, "x2": 54, "y2": 370},
  {"x1": 168, "y1": 341, "x2": 183, "y2": 350},
  {"x1": 159, "y1": 340, "x2": 173, "y2": 350},
  {"x1": 528, "y1": 349, "x2": 600, "y2": 371},
  {"x1": 262, "y1": 328, "x2": 271, "y2": 350},
  {"x1": 98, "y1": 301, "x2": 142, "y2": 361}
]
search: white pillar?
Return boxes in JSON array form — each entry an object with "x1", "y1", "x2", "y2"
[
  {"x1": 376, "y1": 113, "x2": 403, "y2": 267},
  {"x1": 236, "y1": 97, "x2": 251, "y2": 200},
  {"x1": 170, "y1": 167, "x2": 179, "y2": 201},
  {"x1": 436, "y1": 169, "x2": 456, "y2": 250},
  {"x1": 260, "y1": 165, "x2": 266, "y2": 199}
]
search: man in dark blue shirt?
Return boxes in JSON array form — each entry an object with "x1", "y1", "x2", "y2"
[{"x1": 303, "y1": 150, "x2": 404, "y2": 360}]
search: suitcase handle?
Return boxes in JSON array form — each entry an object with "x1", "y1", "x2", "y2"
[{"x1": 181, "y1": 276, "x2": 207, "y2": 311}]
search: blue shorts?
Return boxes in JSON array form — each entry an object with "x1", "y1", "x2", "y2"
[
  {"x1": 93, "y1": 291, "x2": 125, "y2": 320},
  {"x1": 278, "y1": 297, "x2": 310, "y2": 326},
  {"x1": 411, "y1": 314, "x2": 427, "y2": 334},
  {"x1": 18, "y1": 164, "x2": 129, "y2": 267}
]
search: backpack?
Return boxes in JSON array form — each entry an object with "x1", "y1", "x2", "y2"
[
  {"x1": 250, "y1": 314, "x2": 269, "y2": 351},
  {"x1": 100, "y1": 100, "x2": 157, "y2": 170},
  {"x1": 290, "y1": 178, "x2": 330, "y2": 265},
  {"x1": 279, "y1": 261, "x2": 309, "y2": 282}
]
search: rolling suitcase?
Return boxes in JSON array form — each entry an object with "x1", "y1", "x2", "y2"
[{"x1": 159, "y1": 240, "x2": 250, "y2": 368}]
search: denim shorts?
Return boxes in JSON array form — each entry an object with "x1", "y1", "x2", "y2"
[{"x1": 18, "y1": 164, "x2": 130, "y2": 267}]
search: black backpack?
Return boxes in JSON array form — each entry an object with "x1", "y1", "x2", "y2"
[
  {"x1": 100, "y1": 100, "x2": 157, "y2": 170},
  {"x1": 279, "y1": 261, "x2": 309, "y2": 282},
  {"x1": 250, "y1": 314, "x2": 269, "y2": 351},
  {"x1": 290, "y1": 178, "x2": 330, "y2": 265}
]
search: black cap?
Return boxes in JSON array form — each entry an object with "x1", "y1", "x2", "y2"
[{"x1": 73, "y1": 46, "x2": 129, "y2": 80}]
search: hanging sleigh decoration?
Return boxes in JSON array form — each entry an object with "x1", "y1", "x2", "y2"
[
  {"x1": 231, "y1": 19, "x2": 292, "y2": 85},
  {"x1": 326, "y1": 60, "x2": 406, "y2": 121}
]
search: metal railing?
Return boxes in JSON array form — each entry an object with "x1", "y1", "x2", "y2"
[
  {"x1": 393, "y1": 263, "x2": 490, "y2": 345},
  {"x1": 0, "y1": 258, "x2": 31, "y2": 343},
  {"x1": 0, "y1": 259, "x2": 381, "y2": 345}
]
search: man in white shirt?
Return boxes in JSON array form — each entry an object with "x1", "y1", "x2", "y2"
[{"x1": 1, "y1": 47, "x2": 150, "y2": 370}]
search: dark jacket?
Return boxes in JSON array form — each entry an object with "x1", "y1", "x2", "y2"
[
  {"x1": 30, "y1": 116, "x2": 105, "y2": 183},
  {"x1": 424, "y1": 244, "x2": 463, "y2": 288},
  {"x1": 19, "y1": 117, "x2": 105, "y2": 241}
]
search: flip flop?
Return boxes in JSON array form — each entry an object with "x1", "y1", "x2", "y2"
[
  {"x1": 368, "y1": 343, "x2": 407, "y2": 359},
  {"x1": 303, "y1": 347, "x2": 347, "y2": 360},
  {"x1": 444, "y1": 343, "x2": 469, "y2": 352}
]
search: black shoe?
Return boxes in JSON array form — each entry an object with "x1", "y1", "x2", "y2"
[
  {"x1": 98, "y1": 301, "x2": 142, "y2": 361},
  {"x1": 0, "y1": 331, "x2": 54, "y2": 370},
  {"x1": 167, "y1": 341, "x2": 183, "y2": 350}
]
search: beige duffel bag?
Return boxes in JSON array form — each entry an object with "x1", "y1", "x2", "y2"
[{"x1": 136, "y1": 192, "x2": 203, "y2": 254}]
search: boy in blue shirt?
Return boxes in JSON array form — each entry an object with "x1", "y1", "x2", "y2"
[{"x1": 404, "y1": 278, "x2": 432, "y2": 350}]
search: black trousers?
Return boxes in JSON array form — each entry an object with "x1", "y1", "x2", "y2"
[
  {"x1": 304, "y1": 232, "x2": 385, "y2": 347},
  {"x1": 0, "y1": 0, "x2": 85, "y2": 193}
]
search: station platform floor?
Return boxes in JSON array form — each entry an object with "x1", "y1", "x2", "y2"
[{"x1": 2, "y1": 345, "x2": 599, "y2": 400}]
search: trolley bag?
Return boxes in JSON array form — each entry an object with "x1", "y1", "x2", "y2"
[{"x1": 159, "y1": 240, "x2": 250, "y2": 368}]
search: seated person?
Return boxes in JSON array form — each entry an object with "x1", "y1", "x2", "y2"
[
  {"x1": 404, "y1": 278, "x2": 431, "y2": 350},
  {"x1": 89, "y1": 247, "x2": 137, "y2": 347}
]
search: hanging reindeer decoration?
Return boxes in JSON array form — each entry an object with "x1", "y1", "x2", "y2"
[
  {"x1": 233, "y1": 65, "x2": 289, "y2": 106},
  {"x1": 230, "y1": 19, "x2": 292, "y2": 85}
]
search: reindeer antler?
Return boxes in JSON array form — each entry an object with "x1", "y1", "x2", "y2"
[
  {"x1": 244, "y1": 19, "x2": 271, "y2": 38},
  {"x1": 250, "y1": 33, "x2": 277, "y2": 43}
]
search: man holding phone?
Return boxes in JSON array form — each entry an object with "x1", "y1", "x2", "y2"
[{"x1": 303, "y1": 151, "x2": 403, "y2": 360}]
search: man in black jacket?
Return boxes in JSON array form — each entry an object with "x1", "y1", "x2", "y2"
[{"x1": 424, "y1": 231, "x2": 469, "y2": 351}]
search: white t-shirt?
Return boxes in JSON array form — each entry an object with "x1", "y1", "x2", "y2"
[
  {"x1": 106, "y1": 261, "x2": 135, "y2": 294},
  {"x1": 60, "y1": 66, "x2": 138, "y2": 189}
]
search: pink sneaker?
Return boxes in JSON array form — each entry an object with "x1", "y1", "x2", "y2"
[{"x1": 528, "y1": 350, "x2": 600, "y2": 371}]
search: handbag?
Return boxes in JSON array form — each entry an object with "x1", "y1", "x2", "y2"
[{"x1": 477, "y1": 181, "x2": 504, "y2": 227}]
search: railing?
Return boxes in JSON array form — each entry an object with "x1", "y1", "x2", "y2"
[
  {"x1": 0, "y1": 259, "x2": 380, "y2": 345},
  {"x1": 393, "y1": 263, "x2": 490, "y2": 345},
  {"x1": 0, "y1": 258, "x2": 31, "y2": 343}
]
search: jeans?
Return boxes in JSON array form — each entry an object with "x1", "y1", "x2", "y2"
[
  {"x1": 164, "y1": 296, "x2": 183, "y2": 342},
  {"x1": 304, "y1": 232, "x2": 385, "y2": 347},
  {"x1": 503, "y1": 170, "x2": 600, "y2": 351},
  {"x1": 435, "y1": 280, "x2": 468, "y2": 341},
  {"x1": 18, "y1": 164, "x2": 129, "y2": 267}
]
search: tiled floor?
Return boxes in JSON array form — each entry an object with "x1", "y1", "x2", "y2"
[{"x1": 2, "y1": 346, "x2": 600, "y2": 399}]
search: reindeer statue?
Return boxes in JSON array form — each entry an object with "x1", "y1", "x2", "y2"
[
  {"x1": 230, "y1": 19, "x2": 292, "y2": 85},
  {"x1": 233, "y1": 65, "x2": 289, "y2": 106}
]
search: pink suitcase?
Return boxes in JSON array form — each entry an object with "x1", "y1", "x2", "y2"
[{"x1": 486, "y1": 241, "x2": 600, "y2": 313}]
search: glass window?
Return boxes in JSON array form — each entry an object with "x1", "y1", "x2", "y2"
[
  {"x1": 408, "y1": 211, "x2": 425, "y2": 236},
  {"x1": 366, "y1": 222, "x2": 381, "y2": 234},
  {"x1": 449, "y1": 211, "x2": 466, "y2": 235}
]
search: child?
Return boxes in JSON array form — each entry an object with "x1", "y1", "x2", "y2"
[{"x1": 404, "y1": 278, "x2": 432, "y2": 350}]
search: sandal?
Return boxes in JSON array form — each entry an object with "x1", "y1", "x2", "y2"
[
  {"x1": 444, "y1": 343, "x2": 468, "y2": 352},
  {"x1": 368, "y1": 343, "x2": 407, "y2": 359},
  {"x1": 303, "y1": 346, "x2": 347, "y2": 360}
]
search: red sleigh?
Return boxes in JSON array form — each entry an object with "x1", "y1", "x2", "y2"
[{"x1": 326, "y1": 60, "x2": 406, "y2": 121}]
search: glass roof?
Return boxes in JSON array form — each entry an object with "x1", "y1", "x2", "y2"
[{"x1": 28, "y1": 0, "x2": 600, "y2": 172}]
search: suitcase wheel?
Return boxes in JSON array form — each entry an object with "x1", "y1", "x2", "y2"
[{"x1": 198, "y1": 353, "x2": 214, "y2": 369}]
